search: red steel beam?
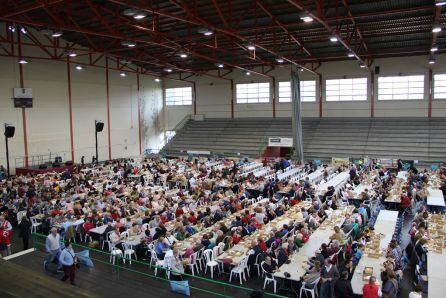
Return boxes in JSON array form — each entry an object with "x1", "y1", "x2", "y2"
[
  {"x1": 108, "y1": 0, "x2": 316, "y2": 74},
  {"x1": 255, "y1": 0, "x2": 318, "y2": 62},
  {"x1": 2, "y1": 0, "x2": 65, "y2": 18},
  {"x1": 286, "y1": 0, "x2": 371, "y2": 71}
]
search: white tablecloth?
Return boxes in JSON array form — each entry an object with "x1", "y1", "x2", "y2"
[
  {"x1": 427, "y1": 188, "x2": 445, "y2": 207},
  {"x1": 351, "y1": 210, "x2": 398, "y2": 295}
]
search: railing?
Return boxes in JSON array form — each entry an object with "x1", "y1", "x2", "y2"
[{"x1": 31, "y1": 232, "x2": 286, "y2": 298}]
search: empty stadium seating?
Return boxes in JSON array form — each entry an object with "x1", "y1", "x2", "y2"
[{"x1": 161, "y1": 117, "x2": 446, "y2": 163}]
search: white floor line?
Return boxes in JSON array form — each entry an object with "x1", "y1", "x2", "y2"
[{"x1": 3, "y1": 248, "x2": 36, "y2": 260}]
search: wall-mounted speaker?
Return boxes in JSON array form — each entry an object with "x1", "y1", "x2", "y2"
[
  {"x1": 375, "y1": 66, "x2": 380, "y2": 75},
  {"x1": 4, "y1": 125, "x2": 15, "y2": 138},
  {"x1": 95, "y1": 121, "x2": 104, "y2": 132}
]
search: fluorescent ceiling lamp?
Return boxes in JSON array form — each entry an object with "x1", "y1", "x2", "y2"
[
  {"x1": 164, "y1": 68, "x2": 173, "y2": 72},
  {"x1": 329, "y1": 35, "x2": 338, "y2": 42},
  {"x1": 179, "y1": 53, "x2": 188, "y2": 58},
  {"x1": 75, "y1": 65, "x2": 84, "y2": 70},
  {"x1": 429, "y1": 56, "x2": 436, "y2": 65},
  {"x1": 435, "y1": 0, "x2": 446, "y2": 6},
  {"x1": 245, "y1": 71, "x2": 251, "y2": 76},
  {"x1": 20, "y1": 27, "x2": 27, "y2": 34},
  {"x1": 216, "y1": 63, "x2": 224, "y2": 68},
  {"x1": 52, "y1": 31, "x2": 63, "y2": 37},
  {"x1": 433, "y1": 23, "x2": 442, "y2": 33},
  {"x1": 155, "y1": 78, "x2": 161, "y2": 82},
  {"x1": 18, "y1": 59, "x2": 28, "y2": 64},
  {"x1": 347, "y1": 52, "x2": 355, "y2": 58},
  {"x1": 120, "y1": 72, "x2": 128, "y2": 77},
  {"x1": 133, "y1": 12, "x2": 147, "y2": 19},
  {"x1": 276, "y1": 58, "x2": 284, "y2": 63},
  {"x1": 197, "y1": 27, "x2": 213, "y2": 36},
  {"x1": 300, "y1": 16, "x2": 313, "y2": 23},
  {"x1": 431, "y1": 44, "x2": 439, "y2": 52}
]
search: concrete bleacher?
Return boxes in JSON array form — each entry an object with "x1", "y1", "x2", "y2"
[{"x1": 161, "y1": 117, "x2": 446, "y2": 163}]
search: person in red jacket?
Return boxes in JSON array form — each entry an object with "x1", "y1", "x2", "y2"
[
  {"x1": 401, "y1": 194, "x2": 412, "y2": 209},
  {"x1": 363, "y1": 276, "x2": 380, "y2": 298}
]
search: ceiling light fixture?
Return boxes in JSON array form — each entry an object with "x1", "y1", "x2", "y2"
[
  {"x1": 329, "y1": 35, "x2": 338, "y2": 42},
  {"x1": 164, "y1": 68, "x2": 173, "y2": 72},
  {"x1": 120, "y1": 72, "x2": 128, "y2": 77},
  {"x1": 68, "y1": 51, "x2": 77, "y2": 57},
  {"x1": 216, "y1": 63, "x2": 224, "y2": 68},
  {"x1": 18, "y1": 58, "x2": 28, "y2": 64},
  {"x1": 276, "y1": 58, "x2": 284, "y2": 63},
  {"x1": 245, "y1": 71, "x2": 251, "y2": 76},
  {"x1": 8, "y1": 25, "x2": 15, "y2": 32},
  {"x1": 347, "y1": 52, "x2": 355, "y2": 58},
  {"x1": 122, "y1": 8, "x2": 137, "y2": 16},
  {"x1": 133, "y1": 12, "x2": 147, "y2": 20},
  {"x1": 429, "y1": 56, "x2": 436, "y2": 65},
  {"x1": 121, "y1": 41, "x2": 136, "y2": 47},
  {"x1": 197, "y1": 27, "x2": 213, "y2": 36},
  {"x1": 435, "y1": 0, "x2": 446, "y2": 6},
  {"x1": 359, "y1": 62, "x2": 366, "y2": 68},
  {"x1": 155, "y1": 78, "x2": 161, "y2": 82},
  {"x1": 20, "y1": 27, "x2": 27, "y2": 34},
  {"x1": 247, "y1": 45, "x2": 256, "y2": 51},
  {"x1": 51, "y1": 30, "x2": 63, "y2": 37},
  {"x1": 300, "y1": 15, "x2": 313, "y2": 23},
  {"x1": 75, "y1": 65, "x2": 84, "y2": 70},
  {"x1": 179, "y1": 53, "x2": 188, "y2": 58},
  {"x1": 432, "y1": 23, "x2": 442, "y2": 33},
  {"x1": 431, "y1": 43, "x2": 439, "y2": 52}
]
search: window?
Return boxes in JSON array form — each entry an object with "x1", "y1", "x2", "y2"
[
  {"x1": 278, "y1": 81, "x2": 316, "y2": 102},
  {"x1": 236, "y1": 82, "x2": 270, "y2": 103},
  {"x1": 326, "y1": 78, "x2": 367, "y2": 101},
  {"x1": 434, "y1": 74, "x2": 446, "y2": 99},
  {"x1": 165, "y1": 87, "x2": 192, "y2": 106},
  {"x1": 378, "y1": 75, "x2": 424, "y2": 100}
]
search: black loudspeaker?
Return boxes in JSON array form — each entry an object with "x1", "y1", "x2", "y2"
[
  {"x1": 375, "y1": 66, "x2": 380, "y2": 75},
  {"x1": 55, "y1": 156, "x2": 62, "y2": 163},
  {"x1": 4, "y1": 125, "x2": 15, "y2": 138},
  {"x1": 95, "y1": 121, "x2": 104, "y2": 132}
]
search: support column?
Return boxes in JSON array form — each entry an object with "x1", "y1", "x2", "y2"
[
  {"x1": 272, "y1": 76, "x2": 276, "y2": 118},
  {"x1": 17, "y1": 31, "x2": 28, "y2": 167},
  {"x1": 230, "y1": 79, "x2": 234, "y2": 118},
  {"x1": 193, "y1": 81, "x2": 197, "y2": 116},
  {"x1": 137, "y1": 71, "x2": 142, "y2": 156},
  {"x1": 428, "y1": 68, "x2": 433, "y2": 118},
  {"x1": 370, "y1": 71, "x2": 375, "y2": 118},
  {"x1": 105, "y1": 56, "x2": 111, "y2": 160},
  {"x1": 67, "y1": 57, "x2": 75, "y2": 161},
  {"x1": 318, "y1": 74, "x2": 323, "y2": 118}
]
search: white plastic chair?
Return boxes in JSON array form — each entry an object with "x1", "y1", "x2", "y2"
[
  {"x1": 122, "y1": 242, "x2": 137, "y2": 264},
  {"x1": 203, "y1": 249, "x2": 220, "y2": 279},
  {"x1": 150, "y1": 249, "x2": 165, "y2": 276},
  {"x1": 17, "y1": 211, "x2": 27, "y2": 224},
  {"x1": 229, "y1": 256, "x2": 248, "y2": 284},
  {"x1": 141, "y1": 223, "x2": 150, "y2": 232},
  {"x1": 30, "y1": 217, "x2": 41, "y2": 233},
  {"x1": 187, "y1": 251, "x2": 200, "y2": 276},
  {"x1": 261, "y1": 261, "x2": 277, "y2": 293},
  {"x1": 120, "y1": 231, "x2": 130, "y2": 239},
  {"x1": 300, "y1": 277, "x2": 321, "y2": 298},
  {"x1": 109, "y1": 243, "x2": 123, "y2": 265}
]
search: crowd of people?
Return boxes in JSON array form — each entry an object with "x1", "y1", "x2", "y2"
[{"x1": 0, "y1": 156, "x2": 444, "y2": 297}]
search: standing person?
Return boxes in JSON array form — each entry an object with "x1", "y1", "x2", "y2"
[
  {"x1": 59, "y1": 241, "x2": 77, "y2": 285},
  {"x1": 18, "y1": 215, "x2": 32, "y2": 250},
  {"x1": 320, "y1": 258, "x2": 340, "y2": 298},
  {"x1": 44, "y1": 227, "x2": 62, "y2": 272},
  {"x1": 0, "y1": 215, "x2": 13, "y2": 256},
  {"x1": 362, "y1": 276, "x2": 380, "y2": 298},
  {"x1": 334, "y1": 271, "x2": 354, "y2": 298}
]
